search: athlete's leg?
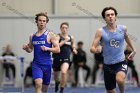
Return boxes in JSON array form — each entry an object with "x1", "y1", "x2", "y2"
[
  {"x1": 68, "y1": 69, "x2": 76, "y2": 87},
  {"x1": 32, "y1": 63, "x2": 43, "y2": 93},
  {"x1": 54, "y1": 71, "x2": 60, "y2": 82},
  {"x1": 104, "y1": 64, "x2": 116, "y2": 93},
  {"x1": 53, "y1": 59, "x2": 61, "y2": 92},
  {"x1": 116, "y1": 61, "x2": 128, "y2": 93},
  {"x1": 42, "y1": 64, "x2": 52, "y2": 93},
  {"x1": 54, "y1": 71, "x2": 60, "y2": 92},
  {"x1": 42, "y1": 84, "x2": 49, "y2": 93},
  {"x1": 60, "y1": 62, "x2": 69, "y2": 93},
  {"x1": 116, "y1": 71, "x2": 126, "y2": 93},
  {"x1": 35, "y1": 78, "x2": 43, "y2": 93}
]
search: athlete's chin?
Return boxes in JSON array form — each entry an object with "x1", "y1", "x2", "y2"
[
  {"x1": 108, "y1": 22, "x2": 114, "y2": 25},
  {"x1": 39, "y1": 26, "x2": 45, "y2": 30}
]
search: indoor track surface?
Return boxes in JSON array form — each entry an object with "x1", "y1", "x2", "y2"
[{"x1": 0, "y1": 86, "x2": 140, "y2": 93}]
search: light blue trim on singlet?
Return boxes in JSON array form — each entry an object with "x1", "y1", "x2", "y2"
[{"x1": 101, "y1": 25, "x2": 125, "y2": 65}]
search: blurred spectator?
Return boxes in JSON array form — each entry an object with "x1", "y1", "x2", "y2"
[
  {"x1": 1, "y1": 44, "x2": 16, "y2": 81},
  {"x1": 124, "y1": 45, "x2": 140, "y2": 87},
  {"x1": 73, "y1": 41, "x2": 90, "y2": 86},
  {"x1": 91, "y1": 51, "x2": 104, "y2": 85},
  {"x1": 24, "y1": 61, "x2": 34, "y2": 87}
]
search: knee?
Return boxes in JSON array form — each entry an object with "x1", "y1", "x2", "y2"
[
  {"x1": 61, "y1": 71, "x2": 67, "y2": 76},
  {"x1": 116, "y1": 76, "x2": 125, "y2": 84},
  {"x1": 35, "y1": 82, "x2": 42, "y2": 89}
]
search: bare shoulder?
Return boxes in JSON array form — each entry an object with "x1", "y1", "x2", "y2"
[
  {"x1": 29, "y1": 33, "x2": 34, "y2": 37},
  {"x1": 48, "y1": 31, "x2": 60, "y2": 42},
  {"x1": 122, "y1": 25, "x2": 127, "y2": 32},
  {"x1": 70, "y1": 35, "x2": 74, "y2": 39},
  {"x1": 96, "y1": 28, "x2": 102, "y2": 36},
  {"x1": 97, "y1": 28, "x2": 102, "y2": 32},
  {"x1": 29, "y1": 33, "x2": 34, "y2": 40},
  {"x1": 48, "y1": 31, "x2": 55, "y2": 36},
  {"x1": 48, "y1": 31, "x2": 58, "y2": 39}
]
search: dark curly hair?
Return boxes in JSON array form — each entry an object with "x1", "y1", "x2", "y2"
[{"x1": 101, "y1": 6, "x2": 118, "y2": 19}]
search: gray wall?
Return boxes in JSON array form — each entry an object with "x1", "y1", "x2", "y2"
[
  {"x1": 0, "y1": 0, "x2": 140, "y2": 16},
  {"x1": 0, "y1": 15, "x2": 140, "y2": 87}
]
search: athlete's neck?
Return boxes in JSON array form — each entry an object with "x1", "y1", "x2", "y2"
[
  {"x1": 37, "y1": 28, "x2": 46, "y2": 34},
  {"x1": 61, "y1": 33, "x2": 68, "y2": 37},
  {"x1": 107, "y1": 23, "x2": 117, "y2": 32},
  {"x1": 36, "y1": 29, "x2": 46, "y2": 36}
]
